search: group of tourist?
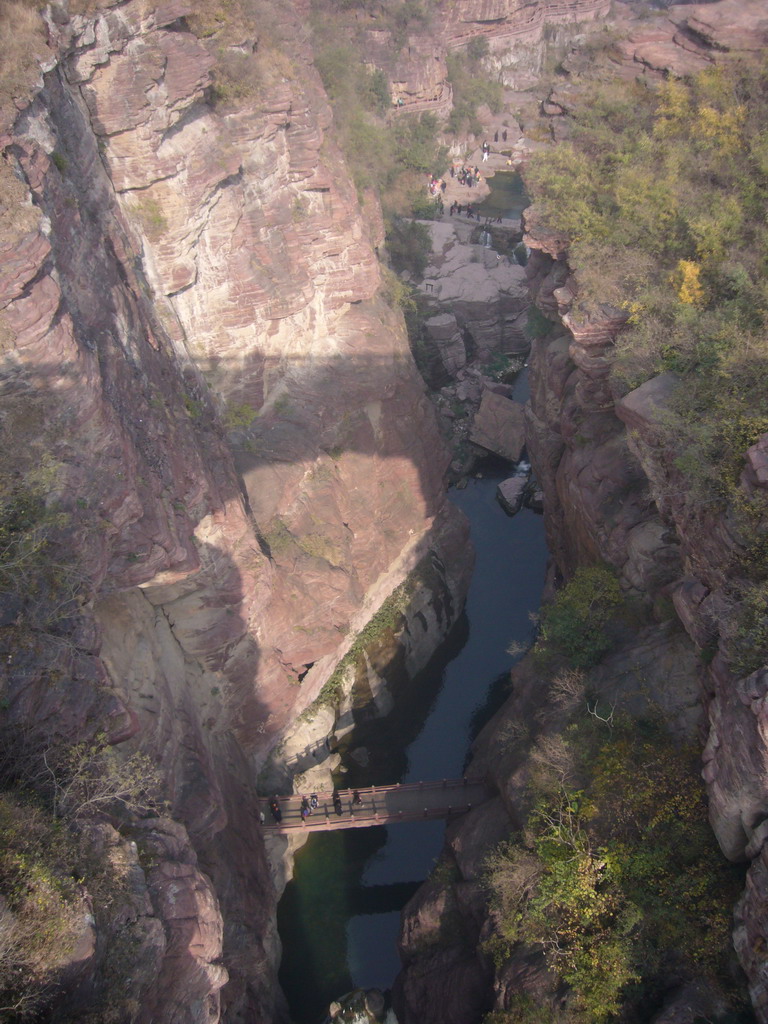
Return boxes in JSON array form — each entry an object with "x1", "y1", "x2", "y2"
[
  {"x1": 448, "y1": 201, "x2": 475, "y2": 218},
  {"x1": 420, "y1": 133, "x2": 512, "y2": 221},
  {"x1": 300, "y1": 793, "x2": 320, "y2": 819},
  {"x1": 447, "y1": 202, "x2": 504, "y2": 223},
  {"x1": 261, "y1": 790, "x2": 364, "y2": 823},
  {"x1": 451, "y1": 164, "x2": 483, "y2": 188}
]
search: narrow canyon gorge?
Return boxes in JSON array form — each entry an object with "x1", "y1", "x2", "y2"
[{"x1": 1, "y1": 0, "x2": 767, "y2": 1022}]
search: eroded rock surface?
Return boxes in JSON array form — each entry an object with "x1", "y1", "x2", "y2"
[{"x1": 0, "y1": 1, "x2": 469, "y2": 1018}]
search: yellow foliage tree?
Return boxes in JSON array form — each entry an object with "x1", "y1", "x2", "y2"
[
  {"x1": 670, "y1": 259, "x2": 704, "y2": 305},
  {"x1": 694, "y1": 103, "x2": 746, "y2": 158},
  {"x1": 652, "y1": 79, "x2": 691, "y2": 139}
]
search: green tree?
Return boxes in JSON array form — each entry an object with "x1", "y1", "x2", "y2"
[
  {"x1": 537, "y1": 566, "x2": 623, "y2": 668},
  {"x1": 385, "y1": 217, "x2": 432, "y2": 277}
]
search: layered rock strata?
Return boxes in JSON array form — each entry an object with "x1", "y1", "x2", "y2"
[{"x1": 0, "y1": 0, "x2": 471, "y2": 1018}]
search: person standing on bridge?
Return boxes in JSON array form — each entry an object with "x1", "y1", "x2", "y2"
[
  {"x1": 352, "y1": 790, "x2": 362, "y2": 812},
  {"x1": 269, "y1": 796, "x2": 282, "y2": 822},
  {"x1": 333, "y1": 789, "x2": 343, "y2": 815}
]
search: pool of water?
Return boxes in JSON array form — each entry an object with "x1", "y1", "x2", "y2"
[
  {"x1": 277, "y1": 453, "x2": 548, "y2": 1023},
  {"x1": 474, "y1": 170, "x2": 529, "y2": 223}
]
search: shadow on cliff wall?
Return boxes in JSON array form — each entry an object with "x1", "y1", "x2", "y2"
[
  {"x1": 4, "y1": 95, "x2": 467, "y2": 1012},
  {"x1": 4, "y1": 59, "x2": 457, "y2": 762},
  {"x1": 0, "y1": 325, "x2": 465, "y2": 1021},
  {"x1": 209, "y1": 341, "x2": 449, "y2": 524},
  {"x1": 0, "y1": 42, "x2": 468, "y2": 1024},
  {"x1": 0, "y1": 330, "x2": 465, "y2": 761}
]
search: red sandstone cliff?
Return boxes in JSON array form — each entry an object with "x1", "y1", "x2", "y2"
[
  {"x1": 0, "y1": 0, "x2": 717, "y2": 1018},
  {"x1": 0, "y1": 0, "x2": 472, "y2": 1018}
]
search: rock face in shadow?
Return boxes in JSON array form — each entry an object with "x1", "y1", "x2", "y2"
[{"x1": 0, "y1": 1, "x2": 471, "y2": 1019}]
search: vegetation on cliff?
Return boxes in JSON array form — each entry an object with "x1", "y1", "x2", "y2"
[
  {"x1": 0, "y1": 792, "x2": 84, "y2": 1020},
  {"x1": 525, "y1": 56, "x2": 768, "y2": 674},
  {"x1": 298, "y1": 554, "x2": 446, "y2": 721},
  {"x1": 525, "y1": 58, "x2": 768, "y2": 435},
  {"x1": 446, "y1": 37, "x2": 504, "y2": 137},
  {"x1": 0, "y1": 734, "x2": 162, "y2": 1021},
  {"x1": 309, "y1": 13, "x2": 446, "y2": 215},
  {"x1": 484, "y1": 685, "x2": 747, "y2": 1023},
  {"x1": 0, "y1": 1, "x2": 49, "y2": 134},
  {"x1": 534, "y1": 565, "x2": 623, "y2": 669}
]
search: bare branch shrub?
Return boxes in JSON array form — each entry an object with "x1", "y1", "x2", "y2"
[
  {"x1": 549, "y1": 668, "x2": 586, "y2": 715},
  {"x1": 586, "y1": 698, "x2": 616, "y2": 731},
  {"x1": 0, "y1": 726, "x2": 162, "y2": 823},
  {"x1": 530, "y1": 733, "x2": 578, "y2": 792},
  {"x1": 43, "y1": 738, "x2": 163, "y2": 821},
  {"x1": 484, "y1": 841, "x2": 542, "y2": 941}
]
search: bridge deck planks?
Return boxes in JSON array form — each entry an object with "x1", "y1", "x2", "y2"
[{"x1": 259, "y1": 778, "x2": 491, "y2": 833}]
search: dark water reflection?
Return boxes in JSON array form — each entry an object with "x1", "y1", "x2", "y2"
[
  {"x1": 279, "y1": 440, "x2": 548, "y2": 1024},
  {"x1": 474, "y1": 169, "x2": 529, "y2": 222}
]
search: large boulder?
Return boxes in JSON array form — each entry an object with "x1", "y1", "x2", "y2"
[
  {"x1": 497, "y1": 474, "x2": 528, "y2": 515},
  {"x1": 470, "y1": 391, "x2": 526, "y2": 461}
]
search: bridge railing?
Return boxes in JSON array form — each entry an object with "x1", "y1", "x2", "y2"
[
  {"x1": 261, "y1": 804, "x2": 476, "y2": 831},
  {"x1": 259, "y1": 777, "x2": 490, "y2": 832}
]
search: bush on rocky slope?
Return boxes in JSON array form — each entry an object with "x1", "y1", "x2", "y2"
[
  {"x1": 0, "y1": 738, "x2": 162, "y2": 1023},
  {"x1": 535, "y1": 565, "x2": 623, "y2": 669},
  {"x1": 307, "y1": 0, "x2": 453, "y2": 215},
  {"x1": 0, "y1": 793, "x2": 83, "y2": 1020},
  {"x1": 484, "y1": 707, "x2": 747, "y2": 1023},
  {"x1": 525, "y1": 57, "x2": 768, "y2": 414},
  {"x1": 524, "y1": 55, "x2": 768, "y2": 671},
  {"x1": 446, "y1": 45, "x2": 504, "y2": 137}
]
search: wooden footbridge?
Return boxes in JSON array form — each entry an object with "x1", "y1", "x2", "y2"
[{"x1": 260, "y1": 778, "x2": 492, "y2": 833}]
